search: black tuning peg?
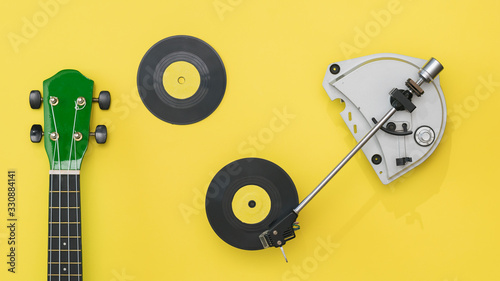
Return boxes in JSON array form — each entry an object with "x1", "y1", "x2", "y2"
[
  {"x1": 90, "y1": 125, "x2": 107, "y2": 144},
  {"x1": 93, "y1": 91, "x2": 111, "y2": 110},
  {"x1": 30, "y1": 90, "x2": 42, "y2": 109},
  {"x1": 30, "y1": 124, "x2": 43, "y2": 143}
]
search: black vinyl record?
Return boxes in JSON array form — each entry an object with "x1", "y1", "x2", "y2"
[
  {"x1": 137, "y1": 35, "x2": 226, "y2": 125},
  {"x1": 205, "y1": 158, "x2": 299, "y2": 250}
]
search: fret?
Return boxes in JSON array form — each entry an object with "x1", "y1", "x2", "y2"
[
  {"x1": 47, "y1": 275, "x2": 83, "y2": 281},
  {"x1": 48, "y1": 250, "x2": 81, "y2": 252}
]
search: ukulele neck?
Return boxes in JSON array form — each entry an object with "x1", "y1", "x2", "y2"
[{"x1": 48, "y1": 170, "x2": 83, "y2": 281}]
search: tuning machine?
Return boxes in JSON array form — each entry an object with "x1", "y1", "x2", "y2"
[
  {"x1": 90, "y1": 91, "x2": 110, "y2": 143},
  {"x1": 90, "y1": 125, "x2": 107, "y2": 144},
  {"x1": 29, "y1": 90, "x2": 43, "y2": 109},
  {"x1": 29, "y1": 88, "x2": 110, "y2": 143},
  {"x1": 92, "y1": 91, "x2": 111, "y2": 110},
  {"x1": 30, "y1": 90, "x2": 111, "y2": 110},
  {"x1": 30, "y1": 124, "x2": 107, "y2": 144},
  {"x1": 30, "y1": 124, "x2": 43, "y2": 143},
  {"x1": 29, "y1": 124, "x2": 59, "y2": 143}
]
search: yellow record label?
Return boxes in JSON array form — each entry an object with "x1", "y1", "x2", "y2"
[
  {"x1": 163, "y1": 61, "x2": 201, "y2": 100},
  {"x1": 231, "y1": 185, "x2": 271, "y2": 224}
]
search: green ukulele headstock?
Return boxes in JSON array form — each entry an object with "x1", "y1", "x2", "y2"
[{"x1": 30, "y1": 69, "x2": 111, "y2": 170}]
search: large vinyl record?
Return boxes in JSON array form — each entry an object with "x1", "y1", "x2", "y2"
[
  {"x1": 137, "y1": 35, "x2": 226, "y2": 125},
  {"x1": 205, "y1": 158, "x2": 299, "y2": 250}
]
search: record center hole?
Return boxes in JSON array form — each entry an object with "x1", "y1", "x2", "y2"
[
  {"x1": 248, "y1": 200, "x2": 256, "y2": 208},
  {"x1": 178, "y1": 76, "x2": 185, "y2": 84}
]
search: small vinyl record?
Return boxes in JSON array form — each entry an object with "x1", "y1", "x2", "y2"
[
  {"x1": 205, "y1": 158, "x2": 299, "y2": 250},
  {"x1": 137, "y1": 35, "x2": 226, "y2": 125}
]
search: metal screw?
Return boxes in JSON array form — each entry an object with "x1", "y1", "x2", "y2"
[
  {"x1": 273, "y1": 230, "x2": 278, "y2": 235},
  {"x1": 414, "y1": 126, "x2": 435, "y2": 147},
  {"x1": 49, "y1": 132, "x2": 59, "y2": 141},
  {"x1": 77, "y1": 97, "x2": 86, "y2": 106},
  {"x1": 277, "y1": 240, "x2": 282, "y2": 246},
  {"x1": 49, "y1": 97, "x2": 59, "y2": 106},
  {"x1": 330, "y1": 64, "x2": 340, "y2": 75},
  {"x1": 371, "y1": 154, "x2": 382, "y2": 165},
  {"x1": 73, "y1": 132, "x2": 83, "y2": 141},
  {"x1": 386, "y1": 122, "x2": 396, "y2": 131}
]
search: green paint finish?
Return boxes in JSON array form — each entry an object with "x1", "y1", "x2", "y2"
[{"x1": 43, "y1": 70, "x2": 94, "y2": 170}]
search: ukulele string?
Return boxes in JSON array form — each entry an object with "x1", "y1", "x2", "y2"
[
  {"x1": 57, "y1": 125, "x2": 62, "y2": 280},
  {"x1": 49, "y1": 156, "x2": 53, "y2": 280},
  {"x1": 67, "y1": 101, "x2": 78, "y2": 279},
  {"x1": 74, "y1": 101, "x2": 83, "y2": 281},
  {"x1": 66, "y1": 170, "x2": 70, "y2": 280},
  {"x1": 50, "y1": 138, "x2": 61, "y2": 281},
  {"x1": 50, "y1": 99, "x2": 62, "y2": 280},
  {"x1": 74, "y1": 138, "x2": 80, "y2": 281},
  {"x1": 56, "y1": 138, "x2": 62, "y2": 281},
  {"x1": 49, "y1": 148, "x2": 55, "y2": 280}
]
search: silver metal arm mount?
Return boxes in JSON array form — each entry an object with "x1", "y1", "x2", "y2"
[{"x1": 259, "y1": 57, "x2": 444, "y2": 251}]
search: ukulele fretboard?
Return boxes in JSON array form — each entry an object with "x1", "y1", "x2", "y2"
[{"x1": 48, "y1": 173, "x2": 83, "y2": 281}]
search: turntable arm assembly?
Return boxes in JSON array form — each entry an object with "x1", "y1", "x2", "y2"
[{"x1": 259, "y1": 56, "x2": 445, "y2": 261}]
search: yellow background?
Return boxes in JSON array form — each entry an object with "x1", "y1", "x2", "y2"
[{"x1": 1, "y1": 0, "x2": 499, "y2": 280}]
